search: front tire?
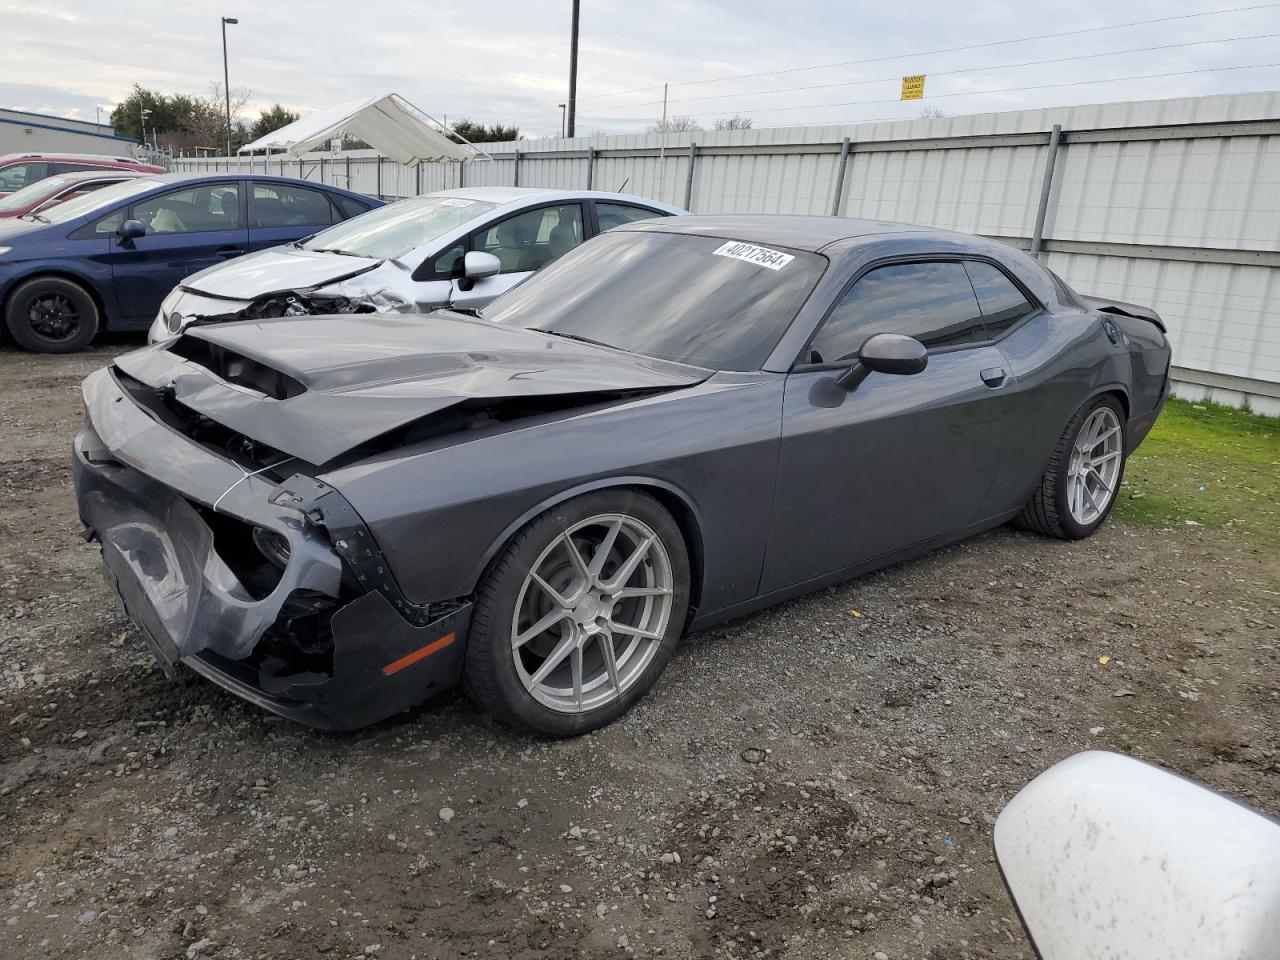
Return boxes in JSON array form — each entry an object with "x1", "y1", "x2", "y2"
[
  {"x1": 4, "y1": 276, "x2": 100, "y2": 352},
  {"x1": 463, "y1": 490, "x2": 691, "y2": 737},
  {"x1": 1018, "y1": 394, "x2": 1127, "y2": 540}
]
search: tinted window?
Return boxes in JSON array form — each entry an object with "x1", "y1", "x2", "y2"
[
  {"x1": 50, "y1": 162, "x2": 104, "y2": 177},
  {"x1": 596, "y1": 202, "x2": 663, "y2": 232},
  {"x1": 334, "y1": 195, "x2": 371, "y2": 219},
  {"x1": 964, "y1": 261, "x2": 1037, "y2": 337},
  {"x1": 475, "y1": 204, "x2": 584, "y2": 274},
  {"x1": 302, "y1": 195, "x2": 496, "y2": 260},
  {"x1": 0, "y1": 162, "x2": 49, "y2": 192},
  {"x1": 485, "y1": 230, "x2": 825, "y2": 372},
  {"x1": 252, "y1": 183, "x2": 336, "y2": 228},
  {"x1": 808, "y1": 261, "x2": 984, "y2": 363}
]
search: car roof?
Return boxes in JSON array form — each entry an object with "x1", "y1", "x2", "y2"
[
  {"x1": 0, "y1": 152, "x2": 149, "y2": 164},
  {"x1": 427, "y1": 186, "x2": 685, "y2": 212},
  {"x1": 113, "y1": 171, "x2": 365, "y2": 195},
  {"x1": 42, "y1": 169, "x2": 153, "y2": 185},
  {"x1": 619, "y1": 214, "x2": 950, "y2": 252}
]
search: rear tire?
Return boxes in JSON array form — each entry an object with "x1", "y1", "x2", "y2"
[
  {"x1": 1018, "y1": 394, "x2": 1127, "y2": 540},
  {"x1": 4, "y1": 276, "x2": 100, "y2": 353},
  {"x1": 463, "y1": 490, "x2": 691, "y2": 737}
]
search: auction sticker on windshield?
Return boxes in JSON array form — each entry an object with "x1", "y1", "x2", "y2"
[{"x1": 712, "y1": 241, "x2": 794, "y2": 271}]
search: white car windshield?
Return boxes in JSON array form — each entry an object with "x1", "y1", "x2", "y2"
[
  {"x1": 301, "y1": 195, "x2": 498, "y2": 260},
  {"x1": 0, "y1": 174, "x2": 78, "y2": 213},
  {"x1": 37, "y1": 177, "x2": 162, "y2": 223}
]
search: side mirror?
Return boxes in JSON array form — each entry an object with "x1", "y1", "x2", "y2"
[
  {"x1": 117, "y1": 218, "x2": 146, "y2": 241},
  {"x1": 463, "y1": 250, "x2": 501, "y2": 281},
  {"x1": 835, "y1": 333, "x2": 928, "y2": 391},
  {"x1": 995, "y1": 751, "x2": 1280, "y2": 960}
]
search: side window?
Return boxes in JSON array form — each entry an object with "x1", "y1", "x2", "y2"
[
  {"x1": 130, "y1": 183, "x2": 242, "y2": 234},
  {"x1": 334, "y1": 195, "x2": 371, "y2": 220},
  {"x1": 596, "y1": 202, "x2": 663, "y2": 232},
  {"x1": 252, "y1": 183, "x2": 337, "y2": 228},
  {"x1": 808, "y1": 261, "x2": 985, "y2": 364},
  {"x1": 0, "y1": 162, "x2": 49, "y2": 192},
  {"x1": 964, "y1": 261, "x2": 1037, "y2": 338},
  {"x1": 50, "y1": 162, "x2": 102, "y2": 177},
  {"x1": 473, "y1": 204, "x2": 584, "y2": 274},
  {"x1": 69, "y1": 208, "x2": 125, "y2": 239},
  {"x1": 423, "y1": 241, "x2": 466, "y2": 279}
]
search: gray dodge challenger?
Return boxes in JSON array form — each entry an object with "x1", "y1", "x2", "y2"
[{"x1": 73, "y1": 216, "x2": 1171, "y2": 734}]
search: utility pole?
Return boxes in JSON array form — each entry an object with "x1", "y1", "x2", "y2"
[
  {"x1": 558, "y1": 103, "x2": 566, "y2": 139},
  {"x1": 566, "y1": 0, "x2": 579, "y2": 137},
  {"x1": 221, "y1": 16, "x2": 239, "y2": 157},
  {"x1": 661, "y1": 82, "x2": 668, "y2": 129},
  {"x1": 139, "y1": 106, "x2": 151, "y2": 151}
]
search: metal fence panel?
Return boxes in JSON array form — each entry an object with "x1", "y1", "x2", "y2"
[{"x1": 168, "y1": 91, "x2": 1280, "y2": 410}]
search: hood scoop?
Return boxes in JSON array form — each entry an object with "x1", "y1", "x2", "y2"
[{"x1": 112, "y1": 313, "x2": 709, "y2": 466}]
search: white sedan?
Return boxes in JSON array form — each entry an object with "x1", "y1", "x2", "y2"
[{"x1": 150, "y1": 186, "x2": 686, "y2": 341}]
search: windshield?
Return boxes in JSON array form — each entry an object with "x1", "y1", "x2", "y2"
[
  {"x1": 0, "y1": 175, "x2": 72, "y2": 212},
  {"x1": 484, "y1": 229, "x2": 826, "y2": 371},
  {"x1": 39, "y1": 177, "x2": 161, "y2": 224},
  {"x1": 301, "y1": 195, "x2": 498, "y2": 260}
]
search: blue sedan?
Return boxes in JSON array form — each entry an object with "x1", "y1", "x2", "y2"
[{"x1": 0, "y1": 172, "x2": 380, "y2": 351}]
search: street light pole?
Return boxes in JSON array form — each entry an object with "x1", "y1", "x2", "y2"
[
  {"x1": 139, "y1": 106, "x2": 151, "y2": 152},
  {"x1": 558, "y1": 103, "x2": 566, "y2": 139},
  {"x1": 566, "y1": 0, "x2": 579, "y2": 138},
  {"x1": 221, "y1": 16, "x2": 239, "y2": 157}
]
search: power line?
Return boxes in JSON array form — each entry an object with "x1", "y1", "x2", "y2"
[
  {"x1": 674, "y1": 60, "x2": 1280, "y2": 122},
  {"x1": 578, "y1": 2, "x2": 1280, "y2": 103},
  {"x1": 588, "y1": 31, "x2": 1280, "y2": 113}
]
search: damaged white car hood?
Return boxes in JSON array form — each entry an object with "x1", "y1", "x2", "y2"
[{"x1": 182, "y1": 246, "x2": 388, "y2": 300}]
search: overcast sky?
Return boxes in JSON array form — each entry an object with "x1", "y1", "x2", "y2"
[{"x1": 2, "y1": 0, "x2": 1278, "y2": 138}]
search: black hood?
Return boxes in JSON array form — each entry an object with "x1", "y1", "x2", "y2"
[{"x1": 112, "y1": 312, "x2": 710, "y2": 465}]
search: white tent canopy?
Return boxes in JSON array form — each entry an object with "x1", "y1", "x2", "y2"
[{"x1": 238, "y1": 92, "x2": 474, "y2": 164}]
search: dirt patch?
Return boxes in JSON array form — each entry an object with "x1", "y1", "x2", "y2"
[{"x1": 1, "y1": 341, "x2": 1277, "y2": 960}]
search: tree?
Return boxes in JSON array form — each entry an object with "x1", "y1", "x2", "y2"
[
  {"x1": 713, "y1": 115, "x2": 752, "y2": 131},
  {"x1": 447, "y1": 119, "x2": 521, "y2": 143},
  {"x1": 251, "y1": 104, "x2": 300, "y2": 142},
  {"x1": 647, "y1": 115, "x2": 703, "y2": 134},
  {"x1": 110, "y1": 83, "x2": 251, "y2": 152}
]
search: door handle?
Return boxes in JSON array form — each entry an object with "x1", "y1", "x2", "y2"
[
  {"x1": 980, "y1": 366, "x2": 1007, "y2": 387},
  {"x1": 215, "y1": 246, "x2": 246, "y2": 259}
]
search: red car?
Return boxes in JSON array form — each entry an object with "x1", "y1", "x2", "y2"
[
  {"x1": 0, "y1": 153, "x2": 165, "y2": 198},
  {"x1": 0, "y1": 169, "x2": 155, "y2": 219}
]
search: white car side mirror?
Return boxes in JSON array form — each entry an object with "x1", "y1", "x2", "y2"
[
  {"x1": 463, "y1": 250, "x2": 501, "y2": 281},
  {"x1": 995, "y1": 751, "x2": 1280, "y2": 960}
]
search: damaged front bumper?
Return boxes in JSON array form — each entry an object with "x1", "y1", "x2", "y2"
[{"x1": 72, "y1": 367, "x2": 471, "y2": 730}]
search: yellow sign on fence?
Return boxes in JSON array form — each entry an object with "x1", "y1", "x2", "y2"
[{"x1": 900, "y1": 75, "x2": 926, "y2": 101}]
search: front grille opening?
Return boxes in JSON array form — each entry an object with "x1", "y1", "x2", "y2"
[
  {"x1": 169, "y1": 336, "x2": 306, "y2": 400},
  {"x1": 114, "y1": 369, "x2": 294, "y2": 475},
  {"x1": 191, "y1": 503, "x2": 286, "y2": 600},
  {"x1": 254, "y1": 590, "x2": 338, "y2": 680}
]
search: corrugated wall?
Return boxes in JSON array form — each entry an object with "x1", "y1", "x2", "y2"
[{"x1": 170, "y1": 91, "x2": 1280, "y2": 412}]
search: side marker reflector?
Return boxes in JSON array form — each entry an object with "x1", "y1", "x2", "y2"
[{"x1": 381, "y1": 633, "x2": 456, "y2": 676}]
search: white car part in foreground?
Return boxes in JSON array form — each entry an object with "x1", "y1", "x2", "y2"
[{"x1": 995, "y1": 750, "x2": 1280, "y2": 960}]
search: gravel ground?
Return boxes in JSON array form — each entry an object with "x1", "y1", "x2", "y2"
[{"x1": 1, "y1": 342, "x2": 1277, "y2": 960}]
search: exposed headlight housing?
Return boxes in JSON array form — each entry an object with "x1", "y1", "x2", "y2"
[{"x1": 252, "y1": 526, "x2": 291, "y2": 569}]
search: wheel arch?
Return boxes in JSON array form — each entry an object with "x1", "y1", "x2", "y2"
[
  {"x1": 470, "y1": 476, "x2": 707, "y2": 626},
  {"x1": 2, "y1": 268, "x2": 110, "y2": 330},
  {"x1": 1086, "y1": 383, "x2": 1130, "y2": 421}
]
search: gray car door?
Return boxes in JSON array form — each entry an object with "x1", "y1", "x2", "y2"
[{"x1": 760, "y1": 259, "x2": 1016, "y2": 594}]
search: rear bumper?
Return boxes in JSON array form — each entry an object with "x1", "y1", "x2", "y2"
[{"x1": 73, "y1": 368, "x2": 471, "y2": 731}]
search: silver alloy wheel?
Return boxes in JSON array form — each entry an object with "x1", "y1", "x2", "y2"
[
  {"x1": 511, "y1": 513, "x2": 674, "y2": 714},
  {"x1": 1067, "y1": 406, "x2": 1123, "y2": 526}
]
